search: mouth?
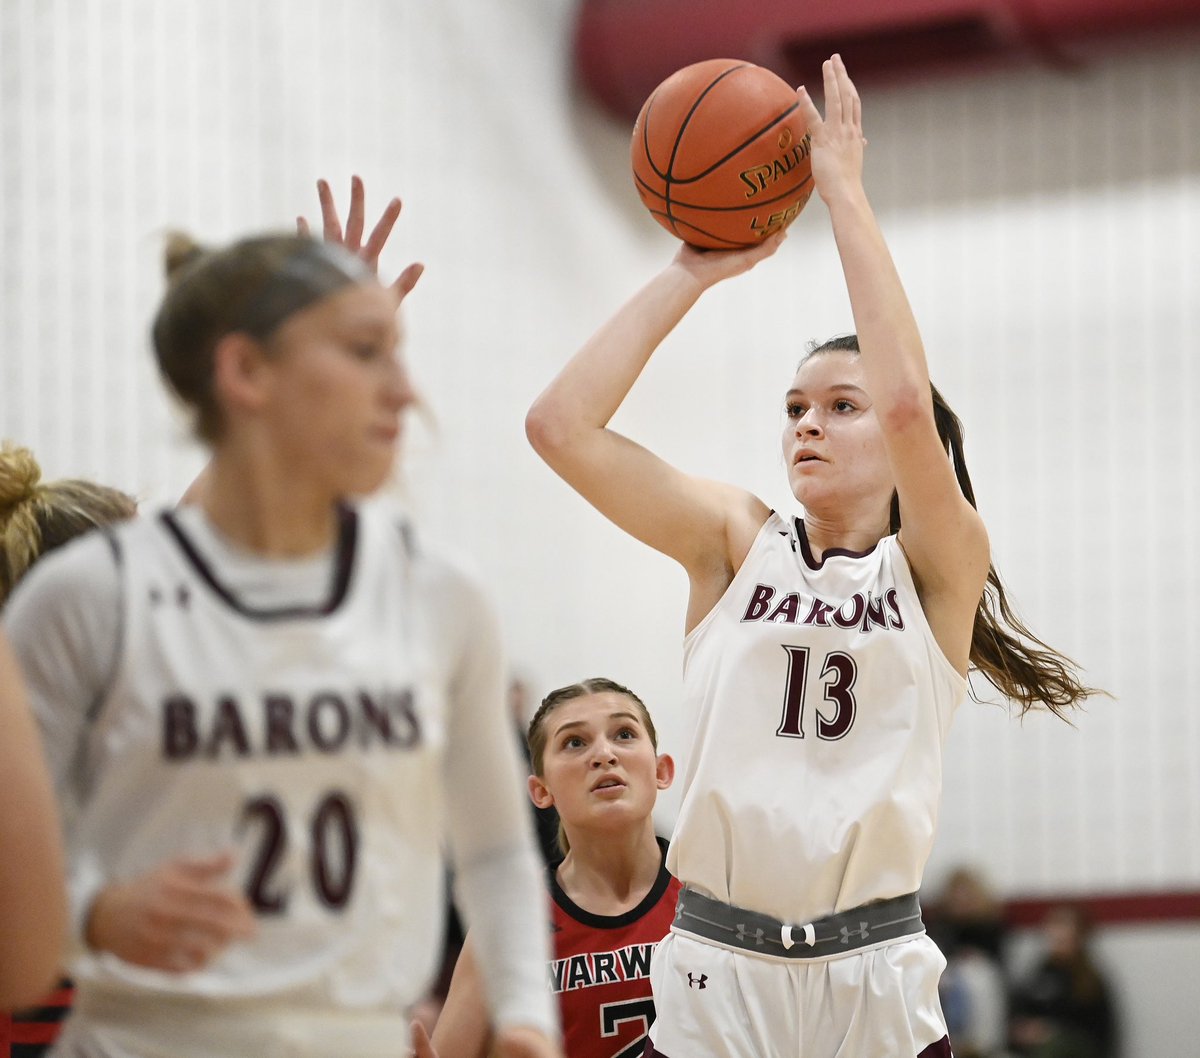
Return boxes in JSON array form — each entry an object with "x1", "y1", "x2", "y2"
[
  {"x1": 591, "y1": 776, "x2": 627, "y2": 793},
  {"x1": 793, "y1": 451, "x2": 822, "y2": 465}
]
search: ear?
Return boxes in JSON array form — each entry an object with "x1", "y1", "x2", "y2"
[
  {"x1": 211, "y1": 331, "x2": 273, "y2": 416},
  {"x1": 528, "y1": 773, "x2": 555, "y2": 810},
  {"x1": 655, "y1": 753, "x2": 675, "y2": 790}
]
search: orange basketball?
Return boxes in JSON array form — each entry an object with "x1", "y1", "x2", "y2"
[{"x1": 631, "y1": 59, "x2": 813, "y2": 249}]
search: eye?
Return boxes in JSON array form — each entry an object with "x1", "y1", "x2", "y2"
[
  {"x1": 615, "y1": 727, "x2": 638, "y2": 741},
  {"x1": 562, "y1": 735, "x2": 585, "y2": 750},
  {"x1": 833, "y1": 399, "x2": 856, "y2": 413},
  {"x1": 785, "y1": 402, "x2": 806, "y2": 419}
]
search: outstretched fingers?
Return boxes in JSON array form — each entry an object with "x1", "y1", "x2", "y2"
[
  {"x1": 343, "y1": 175, "x2": 367, "y2": 252},
  {"x1": 316, "y1": 178, "x2": 343, "y2": 243},
  {"x1": 391, "y1": 261, "x2": 425, "y2": 303},
  {"x1": 821, "y1": 56, "x2": 843, "y2": 128},
  {"x1": 795, "y1": 83, "x2": 822, "y2": 135},
  {"x1": 832, "y1": 54, "x2": 862, "y2": 133},
  {"x1": 363, "y1": 195, "x2": 403, "y2": 270},
  {"x1": 797, "y1": 55, "x2": 864, "y2": 139},
  {"x1": 304, "y1": 176, "x2": 425, "y2": 299}
]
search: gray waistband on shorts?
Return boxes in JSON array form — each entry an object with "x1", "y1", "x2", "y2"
[{"x1": 672, "y1": 887, "x2": 924, "y2": 960}]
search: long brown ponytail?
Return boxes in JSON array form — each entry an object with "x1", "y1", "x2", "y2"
[{"x1": 805, "y1": 336, "x2": 1101, "y2": 718}]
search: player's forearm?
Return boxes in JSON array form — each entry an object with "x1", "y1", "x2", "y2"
[
  {"x1": 0, "y1": 643, "x2": 67, "y2": 1007},
  {"x1": 454, "y1": 844, "x2": 557, "y2": 1038},
  {"x1": 826, "y1": 189, "x2": 932, "y2": 423}
]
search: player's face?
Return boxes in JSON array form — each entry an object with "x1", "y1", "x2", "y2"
[
  {"x1": 261, "y1": 282, "x2": 412, "y2": 497},
  {"x1": 532, "y1": 693, "x2": 670, "y2": 838},
  {"x1": 781, "y1": 351, "x2": 894, "y2": 516}
]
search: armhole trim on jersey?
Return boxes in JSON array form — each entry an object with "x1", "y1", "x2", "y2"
[
  {"x1": 683, "y1": 512, "x2": 781, "y2": 651},
  {"x1": 85, "y1": 529, "x2": 125, "y2": 724},
  {"x1": 888, "y1": 537, "x2": 968, "y2": 704},
  {"x1": 157, "y1": 505, "x2": 360, "y2": 620},
  {"x1": 547, "y1": 837, "x2": 673, "y2": 930}
]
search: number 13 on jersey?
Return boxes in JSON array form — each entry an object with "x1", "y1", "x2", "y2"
[{"x1": 776, "y1": 645, "x2": 858, "y2": 741}]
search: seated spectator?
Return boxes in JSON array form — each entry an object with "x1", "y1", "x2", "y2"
[
  {"x1": 1009, "y1": 903, "x2": 1119, "y2": 1058},
  {"x1": 929, "y1": 866, "x2": 1009, "y2": 1058}
]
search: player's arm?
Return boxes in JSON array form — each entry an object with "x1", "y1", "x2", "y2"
[
  {"x1": 430, "y1": 934, "x2": 493, "y2": 1058},
  {"x1": 0, "y1": 630, "x2": 66, "y2": 1009},
  {"x1": 525, "y1": 238, "x2": 783, "y2": 582},
  {"x1": 438, "y1": 567, "x2": 561, "y2": 1055},
  {"x1": 797, "y1": 56, "x2": 988, "y2": 665}
]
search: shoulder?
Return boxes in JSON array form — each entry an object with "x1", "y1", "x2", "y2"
[
  {"x1": 2, "y1": 524, "x2": 127, "y2": 703},
  {"x1": 4, "y1": 524, "x2": 123, "y2": 628}
]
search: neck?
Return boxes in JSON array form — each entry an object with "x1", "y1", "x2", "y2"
[
  {"x1": 556, "y1": 820, "x2": 661, "y2": 916},
  {"x1": 198, "y1": 453, "x2": 341, "y2": 557},
  {"x1": 801, "y1": 504, "x2": 891, "y2": 561}
]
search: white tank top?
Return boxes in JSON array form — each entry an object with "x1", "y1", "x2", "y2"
[
  {"x1": 68, "y1": 503, "x2": 447, "y2": 1008},
  {"x1": 669, "y1": 511, "x2": 966, "y2": 926}
]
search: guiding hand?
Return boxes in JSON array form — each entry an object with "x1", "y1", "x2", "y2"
[
  {"x1": 298, "y1": 175, "x2": 425, "y2": 304},
  {"x1": 795, "y1": 54, "x2": 867, "y2": 204},
  {"x1": 85, "y1": 851, "x2": 257, "y2": 973}
]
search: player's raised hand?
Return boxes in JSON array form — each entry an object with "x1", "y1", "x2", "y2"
[
  {"x1": 493, "y1": 1026, "x2": 565, "y2": 1058},
  {"x1": 297, "y1": 175, "x2": 425, "y2": 304},
  {"x1": 85, "y1": 851, "x2": 257, "y2": 973},
  {"x1": 795, "y1": 53, "x2": 867, "y2": 205}
]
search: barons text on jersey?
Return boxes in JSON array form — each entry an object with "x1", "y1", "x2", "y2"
[
  {"x1": 740, "y1": 581, "x2": 905, "y2": 632},
  {"x1": 162, "y1": 686, "x2": 421, "y2": 761}
]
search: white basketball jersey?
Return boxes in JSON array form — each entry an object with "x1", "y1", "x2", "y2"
[
  {"x1": 67, "y1": 503, "x2": 451, "y2": 1009},
  {"x1": 669, "y1": 511, "x2": 966, "y2": 926}
]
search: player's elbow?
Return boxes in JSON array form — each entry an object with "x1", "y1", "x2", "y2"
[
  {"x1": 879, "y1": 384, "x2": 932, "y2": 435},
  {"x1": 525, "y1": 396, "x2": 574, "y2": 464}
]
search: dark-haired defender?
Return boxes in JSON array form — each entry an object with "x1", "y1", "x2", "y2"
[
  {"x1": 4, "y1": 189, "x2": 559, "y2": 1058},
  {"x1": 527, "y1": 57, "x2": 1098, "y2": 1058}
]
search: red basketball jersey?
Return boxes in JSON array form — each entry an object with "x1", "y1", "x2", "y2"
[{"x1": 547, "y1": 840, "x2": 681, "y2": 1058}]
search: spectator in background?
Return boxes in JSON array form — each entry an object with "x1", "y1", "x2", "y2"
[
  {"x1": 1009, "y1": 904, "x2": 1118, "y2": 1058},
  {"x1": 929, "y1": 866, "x2": 1009, "y2": 1058}
]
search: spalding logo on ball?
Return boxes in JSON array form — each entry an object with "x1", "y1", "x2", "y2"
[{"x1": 631, "y1": 58, "x2": 813, "y2": 249}]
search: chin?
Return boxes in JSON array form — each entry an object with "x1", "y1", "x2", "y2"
[{"x1": 350, "y1": 455, "x2": 398, "y2": 497}]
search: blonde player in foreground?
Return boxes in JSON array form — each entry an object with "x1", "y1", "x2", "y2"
[
  {"x1": 4, "y1": 185, "x2": 560, "y2": 1058},
  {"x1": 0, "y1": 443, "x2": 136, "y2": 1038},
  {"x1": 526, "y1": 56, "x2": 1097, "y2": 1057}
]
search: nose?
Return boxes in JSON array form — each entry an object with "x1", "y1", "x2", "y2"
[
  {"x1": 589, "y1": 739, "x2": 618, "y2": 767},
  {"x1": 382, "y1": 355, "x2": 417, "y2": 412},
  {"x1": 795, "y1": 407, "x2": 824, "y2": 438}
]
